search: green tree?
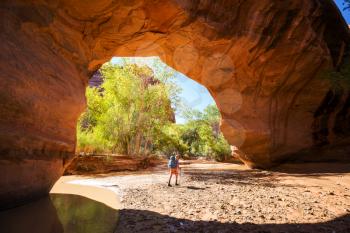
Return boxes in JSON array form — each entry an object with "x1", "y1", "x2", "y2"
[
  {"x1": 77, "y1": 59, "x2": 231, "y2": 161},
  {"x1": 77, "y1": 63, "x2": 175, "y2": 155},
  {"x1": 179, "y1": 104, "x2": 231, "y2": 161}
]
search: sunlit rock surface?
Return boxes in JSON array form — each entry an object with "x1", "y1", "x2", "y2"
[{"x1": 0, "y1": 0, "x2": 349, "y2": 208}]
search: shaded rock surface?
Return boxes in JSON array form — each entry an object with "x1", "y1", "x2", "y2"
[{"x1": 0, "y1": 0, "x2": 350, "y2": 208}]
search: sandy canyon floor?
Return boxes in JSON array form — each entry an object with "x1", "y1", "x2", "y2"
[{"x1": 52, "y1": 161, "x2": 350, "y2": 233}]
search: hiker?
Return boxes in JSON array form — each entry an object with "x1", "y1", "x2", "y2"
[{"x1": 168, "y1": 154, "x2": 180, "y2": 186}]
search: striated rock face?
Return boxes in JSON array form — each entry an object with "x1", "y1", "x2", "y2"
[{"x1": 0, "y1": 0, "x2": 349, "y2": 208}]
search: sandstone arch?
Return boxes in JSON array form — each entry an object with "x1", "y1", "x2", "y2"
[{"x1": 0, "y1": 0, "x2": 349, "y2": 208}]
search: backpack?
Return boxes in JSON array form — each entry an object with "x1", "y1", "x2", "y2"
[{"x1": 168, "y1": 156, "x2": 177, "y2": 168}]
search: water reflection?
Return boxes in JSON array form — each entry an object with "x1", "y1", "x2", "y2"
[{"x1": 0, "y1": 194, "x2": 119, "y2": 233}]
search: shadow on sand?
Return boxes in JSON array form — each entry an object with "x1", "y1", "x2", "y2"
[
  {"x1": 182, "y1": 162, "x2": 350, "y2": 188},
  {"x1": 184, "y1": 169, "x2": 282, "y2": 188},
  {"x1": 117, "y1": 209, "x2": 350, "y2": 233},
  {"x1": 270, "y1": 162, "x2": 350, "y2": 176},
  {"x1": 0, "y1": 192, "x2": 349, "y2": 233}
]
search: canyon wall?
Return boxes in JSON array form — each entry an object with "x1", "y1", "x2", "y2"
[{"x1": 0, "y1": 0, "x2": 349, "y2": 208}]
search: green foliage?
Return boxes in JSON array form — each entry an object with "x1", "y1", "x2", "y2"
[
  {"x1": 180, "y1": 104, "x2": 231, "y2": 161},
  {"x1": 77, "y1": 62, "x2": 174, "y2": 155},
  {"x1": 152, "y1": 124, "x2": 189, "y2": 156},
  {"x1": 157, "y1": 104, "x2": 231, "y2": 161},
  {"x1": 77, "y1": 61, "x2": 231, "y2": 161}
]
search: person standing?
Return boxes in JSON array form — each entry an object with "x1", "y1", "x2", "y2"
[{"x1": 168, "y1": 154, "x2": 180, "y2": 186}]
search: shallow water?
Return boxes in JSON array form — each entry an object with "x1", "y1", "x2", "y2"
[{"x1": 0, "y1": 194, "x2": 119, "y2": 233}]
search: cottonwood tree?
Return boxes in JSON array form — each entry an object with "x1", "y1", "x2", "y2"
[{"x1": 77, "y1": 63, "x2": 175, "y2": 155}]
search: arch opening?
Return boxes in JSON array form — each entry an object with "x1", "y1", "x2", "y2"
[
  {"x1": 69, "y1": 56, "x2": 233, "y2": 170},
  {"x1": 0, "y1": 0, "x2": 349, "y2": 209}
]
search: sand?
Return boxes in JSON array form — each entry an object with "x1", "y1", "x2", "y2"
[
  {"x1": 50, "y1": 175, "x2": 120, "y2": 210},
  {"x1": 51, "y1": 161, "x2": 350, "y2": 232}
]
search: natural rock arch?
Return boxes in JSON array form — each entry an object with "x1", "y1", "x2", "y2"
[{"x1": 0, "y1": 0, "x2": 349, "y2": 208}]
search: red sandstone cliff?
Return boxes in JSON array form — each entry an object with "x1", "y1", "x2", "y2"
[{"x1": 0, "y1": 0, "x2": 349, "y2": 208}]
